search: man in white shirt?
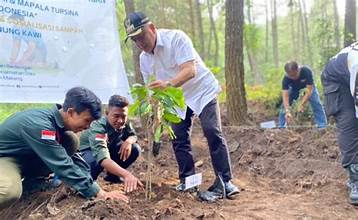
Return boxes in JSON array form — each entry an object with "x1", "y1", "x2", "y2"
[
  {"x1": 321, "y1": 42, "x2": 358, "y2": 205},
  {"x1": 124, "y1": 12, "x2": 239, "y2": 198}
]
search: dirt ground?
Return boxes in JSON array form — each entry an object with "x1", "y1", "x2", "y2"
[{"x1": 1, "y1": 102, "x2": 358, "y2": 220}]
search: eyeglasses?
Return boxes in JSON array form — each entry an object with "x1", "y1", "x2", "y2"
[{"x1": 130, "y1": 30, "x2": 146, "y2": 42}]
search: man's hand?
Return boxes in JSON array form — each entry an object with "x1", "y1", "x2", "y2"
[
  {"x1": 297, "y1": 103, "x2": 305, "y2": 113},
  {"x1": 96, "y1": 189, "x2": 129, "y2": 203},
  {"x1": 123, "y1": 172, "x2": 143, "y2": 193},
  {"x1": 148, "y1": 80, "x2": 171, "y2": 89},
  {"x1": 285, "y1": 110, "x2": 293, "y2": 124},
  {"x1": 119, "y1": 141, "x2": 132, "y2": 161}
]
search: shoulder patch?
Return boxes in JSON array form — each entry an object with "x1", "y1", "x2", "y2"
[
  {"x1": 95, "y1": 133, "x2": 107, "y2": 141},
  {"x1": 41, "y1": 130, "x2": 56, "y2": 141}
]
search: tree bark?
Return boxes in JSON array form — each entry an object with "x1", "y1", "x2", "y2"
[
  {"x1": 225, "y1": 0, "x2": 248, "y2": 125},
  {"x1": 207, "y1": 0, "x2": 219, "y2": 66},
  {"x1": 301, "y1": 0, "x2": 313, "y2": 65},
  {"x1": 159, "y1": 0, "x2": 168, "y2": 27},
  {"x1": 344, "y1": 0, "x2": 356, "y2": 47},
  {"x1": 265, "y1": 0, "x2": 269, "y2": 62},
  {"x1": 195, "y1": 0, "x2": 205, "y2": 60},
  {"x1": 333, "y1": 0, "x2": 341, "y2": 49},
  {"x1": 270, "y1": 0, "x2": 279, "y2": 68},
  {"x1": 188, "y1": 0, "x2": 196, "y2": 41},
  {"x1": 246, "y1": 0, "x2": 261, "y2": 85},
  {"x1": 289, "y1": 0, "x2": 297, "y2": 60},
  {"x1": 123, "y1": 0, "x2": 144, "y2": 85}
]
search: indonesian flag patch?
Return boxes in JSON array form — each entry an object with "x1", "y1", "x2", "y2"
[
  {"x1": 95, "y1": 133, "x2": 107, "y2": 141},
  {"x1": 41, "y1": 130, "x2": 56, "y2": 141}
]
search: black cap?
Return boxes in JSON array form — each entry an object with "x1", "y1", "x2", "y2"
[{"x1": 124, "y1": 12, "x2": 150, "y2": 42}]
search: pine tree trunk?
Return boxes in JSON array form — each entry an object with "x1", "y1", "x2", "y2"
[
  {"x1": 246, "y1": 0, "x2": 261, "y2": 85},
  {"x1": 225, "y1": 0, "x2": 248, "y2": 125},
  {"x1": 301, "y1": 0, "x2": 313, "y2": 65},
  {"x1": 195, "y1": 0, "x2": 205, "y2": 59},
  {"x1": 265, "y1": 0, "x2": 269, "y2": 62},
  {"x1": 270, "y1": 0, "x2": 279, "y2": 68},
  {"x1": 207, "y1": 0, "x2": 219, "y2": 66},
  {"x1": 124, "y1": 0, "x2": 144, "y2": 85},
  {"x1": 289, "y1": 0, "x2": 297, "y2": 60},
  {"x1": 333, "y1": 0, "x2": 341, "y2": 49},
  {"x1": 344, "y1": 0, "x2": 356, "y2": 47},
  {"x1": 188, "y1": 0, "x2": 196, "y2": 42}
]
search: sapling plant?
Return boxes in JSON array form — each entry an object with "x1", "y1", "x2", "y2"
[
  {"x1": 287, "y1": 91, "x2": 313, "y2": 127},
  {"x1": 129, "y1": 83, "x2": 185, "y2": 200}
]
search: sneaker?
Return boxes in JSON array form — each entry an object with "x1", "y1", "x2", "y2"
[
  {"x1": 208, "y1": 178, "x2": 240, "y2": 197},
  {"x1": 347, "y1": 164, "x2": 358, "y2": 205},
  {"x1": 347, "y1": 180, "x2": 358, "y2": 205},
  {"x1": 51, "y1": 175, "x2": 63, "y2": 187},
  {"x1": 175, "y1": 183, "x2": 198, "y2": 193}
]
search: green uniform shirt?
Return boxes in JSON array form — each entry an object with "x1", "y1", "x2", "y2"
[
  {"x1": 0, "y1": 105, "x2": 100, "y2": 198},
  {"x1": 79, "y1": 116, "x2": 136, "y2": 164}
]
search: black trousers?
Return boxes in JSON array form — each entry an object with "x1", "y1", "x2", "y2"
[
  {"x1": 322, "y1": 74, "x2": 358, "y2": 167},
  {"x1": 80, "y1": 143, "x2": 141, "y2": 180},
  {"x1": 171, "y1": 98, "x2": 232, "y2": 182}
]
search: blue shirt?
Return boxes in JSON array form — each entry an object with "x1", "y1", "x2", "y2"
[{"x1": 282, "y1": 66, "x2": 314, "y2": 91}]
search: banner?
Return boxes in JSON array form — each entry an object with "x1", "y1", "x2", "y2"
[{"x1": 0, "y1": 0, "x2": 130, "y2": 103}]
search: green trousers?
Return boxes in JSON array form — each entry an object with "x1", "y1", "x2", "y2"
[{"x1": 0, "y1": 131, "x2": 79, "y2": 210}]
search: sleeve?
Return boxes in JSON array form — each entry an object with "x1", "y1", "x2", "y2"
[
  {"x1": 173, "y1": 31, "x2": 196, "y2": 65},
  {"x1": 121, "y1": 122, "x2": 137, "y2": 141},
  {"x1": 87, "y1": 121, "x2": 111, "y2": 164},
  {"x1": 21, "y1": 125, "x2": 100, "y2": 199},
  {"x1": 304, "y1": 67, "x2": 314, "y2": 85},
  {"x1": 282, "y1": 76, "x2": 289, "y2": 90}
]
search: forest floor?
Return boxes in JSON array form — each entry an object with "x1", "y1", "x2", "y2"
[{"x1": 1, "y1": 102, "x2": 358, "y2": 220}]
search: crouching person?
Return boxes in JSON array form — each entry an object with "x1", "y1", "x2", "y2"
[
  {"x1": 79, "y1": 95, "x2": 143, "y2": 193},
  {"x1": 0, "y1": 87, "x2": 128, "y2": 211}
]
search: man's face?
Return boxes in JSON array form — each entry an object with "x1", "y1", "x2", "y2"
[
  {"x1": 107, "y1": 106, "x2": 128, "y2": 130},
  {"x1": 65, "y1": 109, "x2": 94, "y2": 133},
  {"x1": 286, "y1": 69, "x2": 300, "y2": 80},
  {"x1": 130, "y1": 24, "x2": 156, "y2": 53}
]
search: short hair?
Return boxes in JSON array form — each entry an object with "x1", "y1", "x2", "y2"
[
  {"x1": 108, "y1": 95, "x2": 129, "y2": 108},
  {"x1": 284, "y1": 61, "x2": 299, "y2": 73},
  {"x1": 63, "y1": 87, "x2": 102, "y2": 120}
]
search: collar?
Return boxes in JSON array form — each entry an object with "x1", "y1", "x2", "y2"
[{"x1": 52, "y1": 104, "x2": 65, "y2": 129}]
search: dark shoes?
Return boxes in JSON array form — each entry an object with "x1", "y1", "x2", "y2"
[{"x1": 207, "y1": 178, "x2": 240, "y2": 197}]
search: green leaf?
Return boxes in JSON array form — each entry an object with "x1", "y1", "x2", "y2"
[
  {"x1": 128, "y1": 100, "x2": 141, "y2": 117},
  {"x1": 130, "y1": 84, "x2": 148, "y2": 100},
  {"x1": 163, "y1": 111, "x2": 181, "y2": 123},
  {"x1": 163, "y1": 123, "x2": 176, "y2": 139},
  {"x1": 163, "y1": 87, "x2": 185, "y2": 109},
  {"x1": 139, "y1": 101, "x2": 152, "y2": 116},
  {"x1": 154, "y1": 125, "x2": 163, "y2": 143}
]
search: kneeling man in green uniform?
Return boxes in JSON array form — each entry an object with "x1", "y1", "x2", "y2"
[
  {"x1": 79, "y1": 95, "x2": 143, "y2": 193},
  {"x1": 0, "y1": 87, "x2": 128, "y2": 210}
]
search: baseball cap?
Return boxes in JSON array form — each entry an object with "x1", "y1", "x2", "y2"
[{"x1": 124, "y1": 12, "x2": 150, "y2": 42}]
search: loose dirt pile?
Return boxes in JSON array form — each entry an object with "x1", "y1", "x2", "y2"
[{"x1": 1, "y1": 105, "x2": 357, "y2": 219}]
